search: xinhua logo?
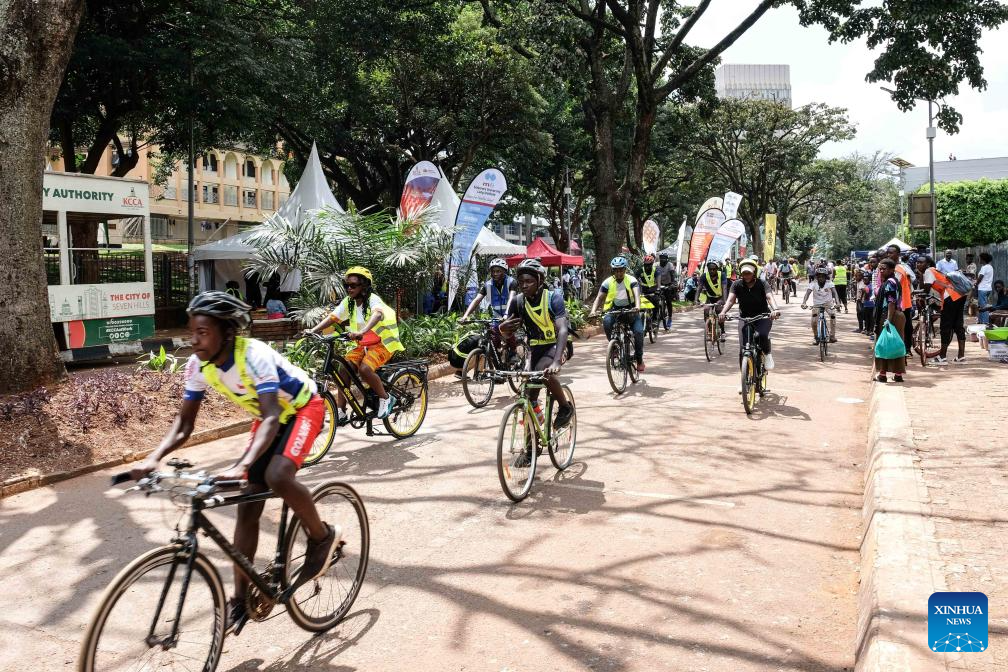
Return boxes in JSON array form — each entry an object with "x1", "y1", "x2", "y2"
[{"x1": 929, "y1": 592, "x2": 988, "y2": 653}]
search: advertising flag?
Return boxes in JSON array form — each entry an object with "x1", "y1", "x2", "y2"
[
  {"x1": 722, "y1": 192, "x2": 742, "y2": 220},
  {"x1": 399, "y1": 161, "x2": 441, "y2": 220},
  {"x1": 642, "y1": 219, "x2": 660, "y2": 254},
  {"x1": 696, "y1": 197, "x2": 723, "y2": 223},
  {"x1": 706, "y1": 218, "x2": 746, "y2": 262},
  {"x1": 763, "y1": 214, "x2": 777, "y2": 261},
  {"x1": 673, "y1": 216, "x2": 688, "y2": 265},
  {"x1": 739, "y1": 231, "x2": 748, "y2": 258},
  {"x1": 687, "y1": 208, "x2": 725, "y2": 275},
  {"x1": 447, "y1": 168, "x2": 508, "y2": 308}
]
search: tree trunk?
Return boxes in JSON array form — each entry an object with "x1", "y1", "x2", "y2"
[{"x1": 0, "y1": 0, "x2": 84, "y2": 393}]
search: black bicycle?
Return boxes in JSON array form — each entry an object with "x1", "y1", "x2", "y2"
[
  {"x1": 724, "y1": 312, "x2": 772, "y2": 415},
  {"x1": 642, "y1": 292, "x2": 664, "y2": 343},
  {"x1": 781, "y1": 276, "x2": 793, "y2": 303},
  {"x1": 912, "y1": 292, "x2": 941, "y2": 367},
  {"x1": 702, "y1": 302, "x2": 724, "y2": 362},
  {"x1": 805, "y1": 305, "x2": 832, "y2": 361},
  {"x1": 603, "y1": 308, "x2": 641, "y2": 394},
  {"x1": 80, "y1": 458, "x2": 369, "y2": 671},
  {"x1": 300, "y1": 332, "x2": 428, "y2": 466},
  {"x1": 459, "y1": 318, "x2": 529, "y2": 408}
]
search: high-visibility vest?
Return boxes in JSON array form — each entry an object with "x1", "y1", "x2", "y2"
[
  {"x1": 929, "y1": 269, "x2": 964, "y2": 302},
  {"x1": 338, "y1": 294, "x2": 404, "y2": 353},
  {"x1": 524, "y1": 289, "x2": 556, "y2": 346},
  {"x1": 641, "y1": 265, "x2": 657, "y2": 288},
  {"x1": 485, "y1": 278, "x2": 514, "y2": 317},
  {"x1": 894, "y1": 264, "x2": 914, "y2": 310},
  {"x1": 833, "y1": 266, "x2": 847, "y2": 285},
  {"x1": 702, "y1": 269, "x2": 725, "y2": 298},
  {"x1": 201, "y1": 337, "x2": 311, "y2": 422},
  {"x1": 603, "y1": 275, "x2": 637, "y2": 310}
]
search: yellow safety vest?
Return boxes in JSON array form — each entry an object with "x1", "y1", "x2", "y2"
[
  {"x1": 524, "y1": 289, "x2": 557, "y2": 346},
  {"x1": 201, "y1": 337, "x2": 310, "y2": 422},
  {"x1": 641, "y1": 265, "x2": 657, "y2": 288},
  {"x1": 603, "y1": 275, "x2": 637, "y2": 311},
  {"x1": 703, "y1": 269, "x2": 724, "y2": 298},
  {"x1": 834, "y1": 266, "x2": 847, "y2": 285},
  {"x1": 338, "y1": 294, "x2": 404, "y2": 354}
]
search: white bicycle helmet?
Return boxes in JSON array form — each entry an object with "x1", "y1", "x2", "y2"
[{"x1": 186, "y1": 290, "x2": 252, "y2": 330}]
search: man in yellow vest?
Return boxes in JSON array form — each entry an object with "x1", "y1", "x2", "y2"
[
  {"x1": 695, "y1": 260, "x2": 729, "y2": 341},
  {"x1": 309, "y1": 266, "x2": 403, "y2": 423},
  {"x1": 129, "y1": 291, "x2": 340, "y2": 631},
  {"x1": 637, "y1": 253, "x2": 662, "y2": 331},
  {"x1": 833, "y1": 259, "x2": 849, "y2": 313},
  {"x1": 590, "y1": 256, "x2": 646, "y2": 372}
]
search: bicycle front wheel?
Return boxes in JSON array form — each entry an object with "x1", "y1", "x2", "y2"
[
  {"x1": 646, "y1": 315, "x2": 656, "y2": 344},
  {"x1": 382, "y1": 368, "x2": 428, "y2": 438},
  {"x1": 284, "y1": 481, "x2": 370, "y2": 632},
  {"x1": 497, "y1": 402, "x2": 537, "y2": 502},
  {"x1": 606, "y1": 338, "x2": 627, "y2": 394},
  {"x1": 915, "y1": 320, "x2": 927, "y2": 367},
  {"x1": 741, "y1": 354, "x2": 757, "y2": 415},
  {"x1": 78, "y1": 545, "x2": 226, "y2": 672},
  {"x1": 302, "y1": 391, "x2": 337, "y2": 467},
  {"x1": 704, "y1": 317, "x2": 714, "y2": 362},
  {"x1": 461, "y1": 348, "x2": 494, "y2": 408},
  {"x1": 548, "y1": 385, "x2": 577, "y2": 470}
]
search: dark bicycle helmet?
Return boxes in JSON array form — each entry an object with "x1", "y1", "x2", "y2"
[
  {"x1": 515, "y1": 258, "x2": 546, "y2": 280},
  {"x1": 187, "y1": 290, "x2": 252, "y2": 330}
]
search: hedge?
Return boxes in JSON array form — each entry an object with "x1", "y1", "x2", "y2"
[{"x1": 916, "y1": 178, "x2": 1008, "y2": 247}]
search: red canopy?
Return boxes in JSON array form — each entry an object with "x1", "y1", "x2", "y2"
[{"x1": 507, "y1": 236, "x2": 584, "y2": 267}]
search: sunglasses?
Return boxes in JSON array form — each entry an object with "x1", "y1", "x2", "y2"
[{"x1": 345, "y1": 282, "x2": 363, "y2": 289}]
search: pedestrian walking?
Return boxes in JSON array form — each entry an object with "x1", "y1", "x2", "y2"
[
  {"x1": 977, "y1": 252, "x2": 995, "y2": 324},
  {"x1": 874, "y1": 259, "x2": 906, "y2": 383},
  {"x1": 833, "y1": 259, "x2": 849, "y2": 312}
]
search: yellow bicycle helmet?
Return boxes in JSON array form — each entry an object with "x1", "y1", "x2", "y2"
[{"x1": 344, "y1": 266, "x2": 373, "y2": 283}]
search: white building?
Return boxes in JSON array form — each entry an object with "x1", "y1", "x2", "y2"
[
  {"x1": 902, "y1": 156, "x2": 1008, "y2": 193},
  {"x1": 715, "y1": 64, "x2": 792, "y2": 107}
]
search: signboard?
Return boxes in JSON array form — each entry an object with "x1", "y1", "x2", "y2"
[
  {"x1": 642, "y1": 219, "x2": 660, "y2": 254},
  {"x1": 399, "y1": 161, "x2": 441, "y2": 220},
  {"x1": 42, "y1": 172, "x2": 149, "y2": 215},
  {"x1": 909, "y1": 193, "x2": 934, "y2": 230},
  {"x1": 48, "y1": 282, "x2": 155, "y2": 323},
  {"x1": 66, "y1": 316, "x2": 155, "y2": 348},
  {"x1": 695, "y1": 197, "x2": 723, "y2": 223},
  {"x1": 447, "y1": 168, "x2": 508, "y2": 308},
  {"x1": 763, "y1": 214, "x2": 777, "y2": 261},
  {"x1": 706, "y1": 218, "x2": 746, "y2": 262},
  {"x1": 687, "y1": 208, "x2": 726, "y2": 275}
]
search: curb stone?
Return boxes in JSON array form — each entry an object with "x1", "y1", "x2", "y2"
[
  {"x1": 0, "y1": 419, "x2": 251, "y2": 499},
  {"x1": 857, "y1": 382, "x2": 945, "y2": 671}
]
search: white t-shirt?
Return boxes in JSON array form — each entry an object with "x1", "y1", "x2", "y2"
[
  {"x1": 922, "y1": 268, "x2": 947, "y2": 300},
  {"x1": 978, "y1": 264, "x2": 995, "y2": 291},
  {"x1": 808, "y1": 280, "x2": 836, "y2": 306},
  {"x1": 936, "y1": 258, "x2": 958, "y2": 274},
  {"x1": 183, "y1": 338, "x2": 316, "y2": 407}
]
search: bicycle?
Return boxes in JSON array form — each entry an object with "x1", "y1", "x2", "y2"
[
  {"x1": 458, "y1": 318, "x2": 529, "y2": 408},
  {"x1": 781, "y1": 277, "x2": 792, "y2": 303},
  {"x1": 495, "y1": 371, "x2": 576, "y2": 502},
  {"x1": 805, "y1": 305, "x2": 832, "y2": 361},
  {"x1": 641, "y1": 294, "x2": 660, "y2": 344},
  {"x1": 724, "y1": 312, "x2": 772, "y2": 415},
  {"x1": 602, "y1": 308, "x2": 641, "y2": 394},
  {"x1": 80, "y1": 458, "x2": 369, "y2": 672},
  {"x1": 300, "y1": 332, "x2": 429, "y2": 466},
  {"x1": 702, "y1": 303, "x2": 723, "y2": 362},
  {"x1": 912, "y1": 292, "x2": 940, "y2": 367}
]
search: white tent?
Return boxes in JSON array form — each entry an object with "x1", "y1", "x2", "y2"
[
  {"x1": 194, "y1": 142, "x2": 344, "y2": 293},
  {"x1": 877, "y1": 237, "x2": 913, "y2": 252}
]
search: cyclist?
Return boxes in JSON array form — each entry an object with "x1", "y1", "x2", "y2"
[
  {"x1": 695, "y1": 260, "x2": 729, "y2": 342},
  {"x1": 590, "y1": 256, "x2": 646, "y2": 372},
  {"x1": 307, "y1": 266, "x2": 403, "y2": 423},
  {"x1": 457, "y1": 257, "x2": 518, "y2": 364},
  {"x1": 130, "y1": 291, "x2": 340, "y2": 629},
  {"x1": 499, "y1": 258, "x2": 574, "y2": 433},
  {"x1": 656, "y1": 252, "x2": 678, "y2": 327},
  {"x1": 779, "y1": 258, "x2": 797, "y2": 296},
  {"x1": 637, "y1": 254, "x2": 662, "y2": 330},
  {"x1": 801, "y1": 266, "x2": 839, "y2": 344},
  {"x1": 718, "y1": 258, "x2": 781, "y2": 377}
]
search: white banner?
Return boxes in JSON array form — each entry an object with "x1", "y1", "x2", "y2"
[
  {"x1": 674, "y1": 216, "x2": 688, "y2": 265},
  {"x1": 695, "y1": 196, "x2": 723, "y2": 223},
  {"x1": 722, "y1": 192, "x2": 742, "y2": 220},
  {"x1": 706, "y1": 218, "x2": 747, "y2": 262},
  {"x1": 43, "y1": 173, "x2": 149, "y2": 216},
  {"x1": 48, "y1": 282, "x2": 155, "y2": 322},
  {"x1": 642, "y1": 219, "x2": 660, "y2": 254},
  {"x1": 447, "y1": 168, "x2": 508, "y2": 308}
]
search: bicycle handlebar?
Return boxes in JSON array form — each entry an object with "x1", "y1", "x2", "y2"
[
  {"x1": 110, "y1": 469, "x2": 247, "y2": 496},
  {"x1": 723, "y1": 312, "x2": 773, "y2": 323}
]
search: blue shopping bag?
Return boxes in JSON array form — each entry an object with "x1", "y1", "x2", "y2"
[{"x1": 874, "y1": 321, "x2": 907, "y2": 359}]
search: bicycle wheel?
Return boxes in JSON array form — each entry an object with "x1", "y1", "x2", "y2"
[
  {"x1": 606, "y1": 338, "x2": 627, "y2": 394},
  {"x1": 715, "y1": 319, "x2": 723, "y2": 354},
  {"x1": 461, "y1": 348, "x2": 494, "y2": 408},
  {"x1": 507, "y1": 340, "x2": 529, "y2": 394},
  {"x1": 382, "y1": 369, "x2": 428, "y2": 438},
  {"x1": 915, "y1": 320, "x2": 928, "y2": 367},
  {"x1": 741, "y1": 354, "x2": 756, "y2": 415},
  {"x1": 496, "y1": 402, "x2": 537, "y2": 502},
  {"x1": 784, "y1": 283, "x2": 790, "y2": 303},
  {"x1": 626, "y1": 334, "x2": 640, "y2": 383},
  {"x1": 548, "y1": 385, "x2": 576, "y2": 470},
  {"x1": 284, "y1": 481, "x2": 369, "y2": 632},
  {"x1": 78, "y1": 545, "x2": 226, "y2": 672},
  {"x1": 646, "y1": 314, "x2": 656, "y2": 344},
  {"x1": 302, "y1": 391, "x2": 337, "y2": 467},
  {"x1": 704, "y1": 317, "x2": 714, "y2": 362}
]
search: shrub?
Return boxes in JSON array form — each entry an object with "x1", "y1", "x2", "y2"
[{"x1": 917, "y1": 178, "x2": 1008, "y2": 247}]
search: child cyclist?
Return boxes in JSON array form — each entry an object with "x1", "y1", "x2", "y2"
[
  {"x1": 802, "y1": 266, "x2": 840, "y2": 344},
  {"x1": 129, "y1": 291, "x2": 340, "y2": 629}
]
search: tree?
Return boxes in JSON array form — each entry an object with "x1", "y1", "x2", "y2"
[
  {"x1": 813, "y1": 152, "x2": 899, "y2": 256},
  {"x1": 0, "y1": 0, "x2": 83, "y2": 393},
  {"x1": 917, "y1": 178, "x2": 1008, "y2": 248}
]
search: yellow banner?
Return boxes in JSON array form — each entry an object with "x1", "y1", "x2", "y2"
[{"x1": 763, "y1": 214, "x2": 777, "y2": 260}]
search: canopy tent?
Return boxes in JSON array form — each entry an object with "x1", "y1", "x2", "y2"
[
  {"x1": 877, "y1": 237, "x2": 912, "y2": 253},
  {"x1": 193, "y1": 142, "x2": 344, "y2": 293},
  {"x1": 507, "y1": 236, "x2": 583, "y2": 267}
]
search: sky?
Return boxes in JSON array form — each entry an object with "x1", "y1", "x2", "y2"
[{"x1": 687, "y1": 2, "x2": 1008, "y2": 168}]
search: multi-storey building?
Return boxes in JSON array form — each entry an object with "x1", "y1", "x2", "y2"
[{"x1": 715, "y1": 64, "x2": 792, "y2": 107}]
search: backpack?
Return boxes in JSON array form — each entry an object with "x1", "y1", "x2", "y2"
[{"x1": 946, "y1": 270, "x2": 973, "y2": 296}]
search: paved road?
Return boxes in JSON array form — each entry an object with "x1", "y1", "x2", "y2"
[{"x1": 0, "y1": 298, "x2": 868, "y2": 672}]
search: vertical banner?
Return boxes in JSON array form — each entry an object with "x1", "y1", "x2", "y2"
[
  {"x1": 447, "y1": 168, "x2": 508, "y2": 308},
  {"x1": 739, "y1": 231, "x2": 748, "y2": 258},
  {"x1": 696, "y1": 197, "x2": 723, "y2": 223},
  {"x1": 706, "y1": 218, "x2": 746, "y2": 262},
  {"x1": 642, "y1": 219, "x2": 660, "y2": 254},
  {"x1": 687, "y1": 208, "x2": 726, "y2": 275},
  {"x1": 399, "y1": 161, "x2": 441, "y2": 220},
  {"x1": 674, "y1": 216, "x2": 688, "y2": 266},
  {"x1": 722, "y1": 192, "x2": 742, "y2": 220},
  {"x1": 763, "y1": 214, "x2": 777, "y2": 261}
]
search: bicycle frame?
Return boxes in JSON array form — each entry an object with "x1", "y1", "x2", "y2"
[
  {"x1": 815, "y1": 307, "x2": 829, "y2": 341},
  {"x1": 515, "y1": 378, "x2": 553, "y2": 445}
]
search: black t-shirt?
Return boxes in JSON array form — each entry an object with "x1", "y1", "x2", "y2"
[{"x1": 730, "y1": 278, "x2": 772, "y2": 317}]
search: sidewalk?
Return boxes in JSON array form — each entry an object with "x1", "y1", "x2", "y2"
[{"x1": 859, "y1": 337, "x2": 1008, "y2": 670}]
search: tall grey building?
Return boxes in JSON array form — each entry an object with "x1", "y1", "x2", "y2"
[{"x1": 715, "y1": 64, "x2": 792, "y2": 107}]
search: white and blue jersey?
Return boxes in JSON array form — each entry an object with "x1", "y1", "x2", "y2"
[{"x1": 183, "y1": 337, "x2": 316, "y2": 403}]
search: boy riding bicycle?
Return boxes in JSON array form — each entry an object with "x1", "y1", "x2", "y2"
[{"x1": 801, "y1": 266, "x2": 840, "y2": 344}]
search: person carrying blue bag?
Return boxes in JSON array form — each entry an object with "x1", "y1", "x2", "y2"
[{"x1": 874, "y1": 259, "x2": 907, "y2": 383}]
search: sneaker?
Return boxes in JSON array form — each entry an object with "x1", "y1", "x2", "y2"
[
  {"x1": 636, "y1": 362, "x2": 646, "y2": 373},
  {"x1": 226, "y1": 597, "x2": 248, "y2": 634},
  {"x1": 554, "y1": 404, "x2": 574, "y2": 429},
  {"x1": 300, "y1": 523, "x2": 342, "y2": 583},
  {"x1": 376, "y1": 394, "x2": 397, "y2": 419},
  {"x1": 930, "y1": 355, "x2": 948, "y2": 365},
  {"x1": 764, "y1": 353, "x2": 775, "y2": 370},
  {"x1": 851, "y1": 328, "x2": 862, "y2": 333},
  {"x1": 664, "y1": 319, "x2": 672, "y2": 330},
  {"x1": 893, "y1": 375, "x2": 904, "y2": 383},
  {"x1": 335, "y1": 407, "x2": 350, "y2": 427},
  {"x1": 719, "y1": 334, "x2": 726, "y2": 343},
  {"x1": 513, "y1": 450, "x2": 531, "y2": 469},
  {"x1": 952, "y1": 356, "x2": 967, "y2": 364}
]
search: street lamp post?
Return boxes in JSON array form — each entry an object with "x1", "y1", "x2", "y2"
[{"x1": 889, "y1": 157, "x2": 913, "y2": 239}]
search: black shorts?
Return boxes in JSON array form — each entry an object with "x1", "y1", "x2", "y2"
[{"x1": 529, "y1": 341, "x2": 573, "y2": 369}]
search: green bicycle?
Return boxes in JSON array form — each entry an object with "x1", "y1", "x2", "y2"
[{"x1": 495, "y1": 371, "x2": 577, "y2": 502}]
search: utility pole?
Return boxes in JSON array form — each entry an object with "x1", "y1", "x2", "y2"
[
  {"x1": 927, "y1": 100, "x2": 938, "y2": 255},
  {"x1": 186, "y1": 15, "x2": 196, "y2": 297},
  {"x1": 563, "y1": 165, "x2": 572, "y2": 251}
]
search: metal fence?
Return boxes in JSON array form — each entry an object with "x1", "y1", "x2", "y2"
[
  {"x1": 950, "y1": 239, "x2": 1008, "y2": 284},
  {"x1": 43, "y1": 250, "x2": 190, "y2": 308}
]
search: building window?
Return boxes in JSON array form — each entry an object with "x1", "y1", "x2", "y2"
[
  {"x1": 224, "y1": 155, "x2": 238, "y2": 179},
  {"x1": 163, "y1": 184, "x2": 177, "y2": 200},
  {"x1": 243, "y1": 189, "x2": 257, "y2": 207},
  {"x1": 151, "y1": 216, "x2": 170, "y2": 240},
  {"x1": 223, "y1": 185, "x2": 238, "y2": 206},
  {"x1": 261, "y1": 191, "x2": 274, "y2": 210},
  {"x1": 243, "y1": 159, "x2": 256, "y2": 180},
  {"x1": 262, "y1": 165, "x2": 274, "y2": 186},
  {"x1": 202, "y1": 184, "x2": 219, "y2": 204},
  {"x1": 201, "y1": 153, "x2": 218, "y2": 174}
]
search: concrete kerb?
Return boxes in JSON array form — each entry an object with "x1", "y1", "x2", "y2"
[{"x1": 857, "y1": 382, "x2": 946, "y2": 671}]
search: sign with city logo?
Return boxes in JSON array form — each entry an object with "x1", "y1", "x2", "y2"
[
  {"x1": 66, "y1": 316, "x2": 155, "y2": 348},
  {"x1": 42, "y1": 172, "x2": 149, "y2": 215},
  {"x1": 48, "y1": 282, "x2": 155, "y2": 323}
]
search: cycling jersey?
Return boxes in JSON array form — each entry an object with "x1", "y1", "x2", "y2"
[
  {"x1": 698, "y1": 269, "x2": 727, "y2": 303},
  {"x1": 639, "y1": 265, "x2": 659, "y2": 291},
  {"x1": 329, "y1": 292, "x2": 403, "y2": 353},
  {"x1": 600, "y1": 275, "x2": 639, "y2": 310}
]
